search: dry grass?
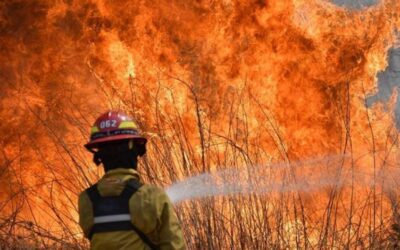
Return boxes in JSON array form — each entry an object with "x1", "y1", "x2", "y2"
[{"x1": 1, "y1": 74, "x2": 400, "y2": 250}]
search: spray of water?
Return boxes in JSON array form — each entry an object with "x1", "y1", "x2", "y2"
[{"x1": 166, "y1": 154, "x2": 397, "y2": 204}]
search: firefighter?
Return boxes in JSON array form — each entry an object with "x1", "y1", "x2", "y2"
[{"x1": 78, "y1": 111, "x2": 186, "y2": 250}]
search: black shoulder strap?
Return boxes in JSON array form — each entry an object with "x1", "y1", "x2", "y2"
[
  {"x1": 120, "y1": 178, "x2": 143, "y2": 199},
  {"x1": 121, "y1": 180, "x2": 159, "y2": 250},
  {"x1": 85, "y1": 180, "x2": 159, "y2": 250},
  {"x1": 86, "y1": 184, "x2": 101, "y2": 204}
]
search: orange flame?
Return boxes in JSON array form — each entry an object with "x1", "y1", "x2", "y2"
[{"x1": 1, "y1": 0, "x2": 400, "y2": 248}]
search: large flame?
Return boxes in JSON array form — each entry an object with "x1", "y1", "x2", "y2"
[{"x1": 1, "y1": 0, "x2": 400, "y2": 248}]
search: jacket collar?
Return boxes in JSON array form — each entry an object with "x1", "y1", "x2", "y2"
[{"x1": 103, "y1": 168, "x2": 140, "y2": 180}]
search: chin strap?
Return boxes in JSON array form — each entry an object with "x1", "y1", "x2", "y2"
[
  {"x1": 93, "y1": 152, "x2": 102, "y2": 166},
  {"x1": 129, "y1": 140, "x2": 146, "y2": 157}
]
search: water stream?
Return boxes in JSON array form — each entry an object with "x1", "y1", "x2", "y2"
[{"x1": 166, "y1": 154, "x2": 394, "y2": 204}]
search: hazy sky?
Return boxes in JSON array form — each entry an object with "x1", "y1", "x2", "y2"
[{"x1": 331, "y1": 0, "x2": 378, "y2": 9}]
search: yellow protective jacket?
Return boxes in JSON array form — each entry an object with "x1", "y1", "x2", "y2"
[{"x1": 78, "y1": 168, "x2": 186, "y2": 250}]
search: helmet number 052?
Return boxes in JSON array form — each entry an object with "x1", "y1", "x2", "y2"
[{"x1": 100, "y1": 120, "x2": 117, "y2": 129}]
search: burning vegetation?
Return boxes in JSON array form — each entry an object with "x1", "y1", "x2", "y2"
[{"x1": 1, "y1": 0, "x2": 400, "y2": 248}]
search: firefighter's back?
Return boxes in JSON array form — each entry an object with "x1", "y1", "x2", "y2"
[{"x1": 79, "y1": 168, "x2": 185, "y2": 250}]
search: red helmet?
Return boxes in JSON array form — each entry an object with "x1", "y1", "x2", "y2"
[{"x1": 85, "y1": 111, "x2": 147, "y2": 151}]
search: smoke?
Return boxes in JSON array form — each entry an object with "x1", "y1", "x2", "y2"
[
  {"x1": 366, "y1": 47, "x2": 400, "y2": 128},
  {"x1": 331, "y1": 0, "x2": 379, "y2": 9}
]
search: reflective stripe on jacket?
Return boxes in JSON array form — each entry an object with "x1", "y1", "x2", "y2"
[{"x1": 78, "y1": 168, "x2": 186, "y2": 250}]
